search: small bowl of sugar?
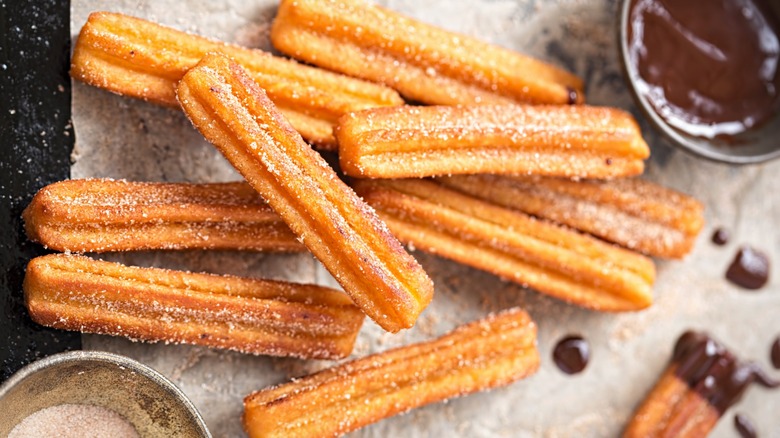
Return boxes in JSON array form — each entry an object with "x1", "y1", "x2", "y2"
[{"x1": 0, "y1": 351, "x2": 210, "y2": 438}]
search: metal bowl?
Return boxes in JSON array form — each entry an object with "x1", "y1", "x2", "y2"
[
  {"x1": 617, "y1": 0, "x2": 780, "y2": 164},
  {"x1": 0, "y1": 351, "x2": 211, "y2": 437}
]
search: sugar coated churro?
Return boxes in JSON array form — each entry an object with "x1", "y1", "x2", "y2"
[
  {"x1": 336, "y1": 105, "x2": 650, "y2": 179},
  {"x1": 439, "y1": 175, "x2": 704, "y2": 259},
  {"x1": 243, "y1": 307, "x2": 539, "y2": 438},
  {"x1": 71, "y1": 11, "x2": 403, "y2": 149},
  {"x1": 271, "y1": 0, "x2": 583, "y2": 105},
  {"x1": 24, "y1": 254, "x2": 365, "y2": 360},
  {"x1": 177, "y1": 52, "x2": 433, "y2": 332},
  {"x1": 23, "y1": 179, "x2": 302, "y2": 253},
  {"x1": 353, "y1": 179, "x2": 655, "y2": 311}
]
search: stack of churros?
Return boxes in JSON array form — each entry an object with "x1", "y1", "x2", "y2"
[
  {"x1": 71, "y1": 11, "x2": 403, "y2": 148},
  {"x1": 176, "y1": 52, "x2": 433, "y2": 333},
  {"x1": 16, "y1": 1, "x2": 711, "y2": 436}
]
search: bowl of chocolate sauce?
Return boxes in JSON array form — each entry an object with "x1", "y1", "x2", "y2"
[{"x1": 619, "y1": 0, "x2": 780, "y2": 164}]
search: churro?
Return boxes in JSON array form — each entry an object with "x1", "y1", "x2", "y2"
[
  {"x1": 243, "y1": 307, "x2": 539, "y2": 438},
  {"x1": 71, "y1": 11, "x2": 403, "y2": 149},
  {"x1": 177, "y1": 52, "x2": 433, "y2": 332},
  {"x1": 624, "y1": 331, "x2": 780, "y2": 437},
  {"x1": 23, "y1": 179, "x2": 302, "y2": 253},
  {"x1": 336, "y1": 105, "x2": 650, "y2": 179},
  {"x1": 439, "y1": 175, "x2": 704, "y2": 259},
  {"x1": 24, "y1": 254, "x2": 365, "y2": 360},
  {"x1": 271, "y1": 0, "x2": 583, "y2": 105},
  {"x1": 353, "y1": 179, "x2": 655, "y2": 311}
]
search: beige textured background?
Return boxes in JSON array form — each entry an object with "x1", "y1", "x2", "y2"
[{"x1": 70, "y1": 1, "x2": 780, "y2": 436}]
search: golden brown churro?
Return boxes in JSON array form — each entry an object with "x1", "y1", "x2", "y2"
[
  {"x1": 177, "y1": 52, "x2": 433, "y2": 332},
  {"x1": 624, "y1": 331, "x2": 780, "y2": 437},
  {"x1": 23, "y1": 179, "x2": 302, "y2": 253},
  {"x1": 336, "y1": 105, "x2": 650, "y2": 179},
  {"x1": 439, "y1": 175, "x2": 704, "y2": 259},
  {"x1": 353, "y1": 179, "x2": 655, "y2": 311},
  {"x1": 243, "y1": 308, "x2": 539, "y2": 437},
  {"x1": 24, "y1": 254, "x2": 365, "y2": 359},
  {"x1": 71, "y1": 11, "x2": 403, "y2": 149},
  {"x1": 271, "y1": 0, "x2": 583, "y2": 105}
]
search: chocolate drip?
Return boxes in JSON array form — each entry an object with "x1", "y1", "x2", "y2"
[
  {"x1": 672, "y1": 331, "x2": 780, "y2": 414},
  {"x1": 726, "y1": 246, "x2": 770, "y2": 290},
  {"x1": 734, "y1": 413, "x2": 757, "y2": 438}
]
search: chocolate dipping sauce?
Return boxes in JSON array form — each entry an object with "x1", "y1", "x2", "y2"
[
  {"x1": 627, "y1": 0, "x2": 780, "y2": 139},
  {"x1": 552, "y1": 336, "x2": 589, "y2": 374},
  {"x1": 735, "y1": 413, "x2": 758, "y2": 438},
  {"x1": 725, "y1": 246, "x2": 770, "y2": 290}
]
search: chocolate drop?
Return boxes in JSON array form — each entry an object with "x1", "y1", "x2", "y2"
[
  {"x1": 553, "y1": 336, "x2": 589, "y2": 374},
  {"x1": 711, "y1": 228, "x2": 730, "y2": 245},
  {"x1": 725, "y1": 246, "x2": 770, "y2": 290},
  {"x1": 771, "y1": 337, "x2": 780, "y2": 369},
  {"x1": 566, "y1": 86, "x2": 578, "y2": 105},
  {"x1": 735, "y1": 413, "x2": 757, "y2": 438}
]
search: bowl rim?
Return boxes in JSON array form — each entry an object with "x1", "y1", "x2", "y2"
[
  {"x1": 617, "y1": 0, "x2": 780, "y2": 165},
  {"x1": 0, "y1": 350, "x2": 211, "y2": 437}
]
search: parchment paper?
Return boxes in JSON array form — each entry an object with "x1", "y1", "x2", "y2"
[{"x1": 70, "y1": 1, "x2": 780, "y2": 436}]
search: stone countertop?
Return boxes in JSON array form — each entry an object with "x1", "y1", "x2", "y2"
[{"x1": 70, "y1": 1, "x2": 780, "y2": 436}]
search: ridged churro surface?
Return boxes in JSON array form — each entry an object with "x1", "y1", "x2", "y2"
[
  {"x1": 244, "y1": 308, "x2": 539, "y2": 438},
  {"x1": 336, "y1": 105, "x2": 650, "y2": 179},
  {"x1": 439, "y1": 175, "x2": 704, "y2": 259},
  {"x1": 177, "y1": 52, "x2": 433, "y2": 332},
  {"x1": 23, "y1": 179, "x2": 302, "y2": 253},
  {"x1": 354, "y1": 179, "x2": 655, "y2": 311},
  {"x1": 24, "y1": 254, "x2": 365, "y2": 359},
  {"x1": 71, "y1": 11, "x2": 403, "y2": 148},
  {"x1": 272, "y1": 0, "x2": 583, "y2": 106}
]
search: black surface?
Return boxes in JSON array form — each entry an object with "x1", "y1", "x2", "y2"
[{"x1": 0, "y1": 0, "x2": 81, "y2": 381}]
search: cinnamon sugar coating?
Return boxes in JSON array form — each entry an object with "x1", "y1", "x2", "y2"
[
  {"x1": 23, "y1": 179, "x2": 302, "y2": 253},
  {"x1": 71, "y1": 11, "x2": 403, "y2": 149},
  {"x1": 177, "y1": 53, "x2": 433, "y2": 332},
  {"x1": 244, "y1": 308, "x2": 539, "y2": 438},
  {"x1": 24, "y1": 254, "x2": 365, "y2": 360},
  {"x1": 271, "y1": 0, "x2": 583, "y2": 106},
  {"x1": 336, "y1": 105, "x2": 649, "y2": 179},
  {"x1": 353, "y1": 179, "x2": 655, "y2": 312},
  {"x1": 439, "y1": 175, "x2": 704, "y2": 259}
]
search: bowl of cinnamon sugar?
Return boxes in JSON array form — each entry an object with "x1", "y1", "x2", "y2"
[
  {"x1": 0, "y1": 351, "x2": 210, "y2": 437},
  {"x1": 619, "y1": 0, "x2": 780, "y2": 164}
]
